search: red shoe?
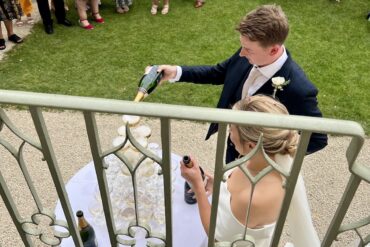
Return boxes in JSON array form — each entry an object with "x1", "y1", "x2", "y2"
[
  {"x1": 194, "y1": 0, "x2": 204, "y2": 8},
  {"x1": 79, "y1": 19, "x2": 94, "y2": 30},
  {"x1": 92, "y1": 12, "x2": 105, "y2": 23}
]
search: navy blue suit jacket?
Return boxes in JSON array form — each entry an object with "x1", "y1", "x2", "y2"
[{"x1": 179, "y1": 48, "x2": 328, "y2": 158}]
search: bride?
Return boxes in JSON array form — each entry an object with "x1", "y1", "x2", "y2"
[{"x1": 180, "y1": 95, "x2": 320, "y2": 247}]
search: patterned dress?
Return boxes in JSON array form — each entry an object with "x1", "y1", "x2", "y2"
[
  {"x1": 0, "y1": 0, "x2": 22, "y2": 21},
  {"x1": 116, "y1": 0, "x2": 132, "y2": 9}
]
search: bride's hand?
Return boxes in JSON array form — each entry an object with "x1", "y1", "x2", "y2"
[{"x1": 203, "y1": 171, "x2": 214, "y2": 197}]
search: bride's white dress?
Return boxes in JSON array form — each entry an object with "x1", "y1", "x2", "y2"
[{"x1": 203, "y1": 154, "x2": 320, "y2": 247}]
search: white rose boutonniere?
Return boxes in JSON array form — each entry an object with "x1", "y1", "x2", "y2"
[{"x1": 272, "y1": 77, "x2": 290, "y2": 98}]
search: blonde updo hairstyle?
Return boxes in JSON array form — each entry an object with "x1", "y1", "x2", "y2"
[{"x1": 232, "y1": 95, "x2": 298, "y2": 156}]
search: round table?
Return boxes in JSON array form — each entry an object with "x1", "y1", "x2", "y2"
[{"x1": 55, "y1": 152, "x2": 206, "y2": 246}]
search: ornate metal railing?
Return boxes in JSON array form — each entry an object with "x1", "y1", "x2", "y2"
[{"x1": 0, "y1": 89, "x2": 368, "y2": 247}]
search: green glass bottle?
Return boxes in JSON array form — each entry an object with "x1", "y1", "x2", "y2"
[
  {"x1": 134, "y1": 65, "x2": 163, "y2": 102},
  {"x1": 183, "y1": 155, "x2": 205, "y2": 204},
  {"x1": 76, "y1": 210, "x2": 98, "y2": 247}
]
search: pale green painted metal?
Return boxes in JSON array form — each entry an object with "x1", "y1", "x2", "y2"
[
  {"x1": 29, "y1": 106, "x2": 84, "y2": 247},
  {"x1": 160, "y1": 118, "x2": 173, "y2": 246},
  {"x1": 83, "y1": 111, "x2": 118, "y2": 246},
  {"x1": 0, "y1": 89, "x2": 368, "y2": 246}
]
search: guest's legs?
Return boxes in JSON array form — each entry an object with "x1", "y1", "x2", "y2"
[
  {"x1": 161, "y1": 0, "x2": 169, "y2": 14},
  {"x1": 4, "y1": 20, "x2": 23, "y2": 43},
  {"x1": 0, "y1": 24, "x2": 5, "y2": 50},
  {"x1": 54, "y1": 0, "x2": 67, "y2": 22},
  {"x1": 4, "y1": 20, "x2": 14, "y2": 36},
  {"x1": 76, "y1": 0, "x2": 88, "y2": 20},
  {"x1": 90, "y1": 0, "x2": 101, "y2": 18},
  {"x1": 0, "y1": 24, "x2": 4, "y2": 39},
  {"x1": 76, "y1": 0, "x2": 93, "y2": 29},
  {"x1": 151, "y1": 0, "x2": 159, "y2": 15},
  {"x1": 36, "y1": 0, "x2": 52, "y2": 25}
]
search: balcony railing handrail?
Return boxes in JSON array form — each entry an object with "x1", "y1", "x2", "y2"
[{"x1": 0, "y1": 90, "x2": 365, "y2": 138}]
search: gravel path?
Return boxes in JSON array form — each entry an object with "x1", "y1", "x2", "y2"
[{"x1": 0, "y1": 109, "x2": 369, "y2": 246}]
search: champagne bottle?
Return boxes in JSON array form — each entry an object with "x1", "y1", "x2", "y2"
[
  {"x1": 76, "y1": 210, "x2": 98, "y2": 247},
  {"x1": 134, "y1": 65, "x2": 163, "y2": 102},
  {"x1": 183, "y1": 155, "x2": 205, "y2": 204}
]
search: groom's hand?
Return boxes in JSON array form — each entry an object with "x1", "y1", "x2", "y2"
[{"x1": 157, "y1": 65, "x2": 178, "y2": 84}]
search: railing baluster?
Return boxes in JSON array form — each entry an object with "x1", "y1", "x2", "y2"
[
  {"x1": 160, "y1": 117, "x2": 173, "y2": 246},
  {"x1": 83, "y1": 111, "x2": 117, "y2": 246},
  {"x1": 270, "y1": 131, "x2": 312, "y2": 246},
  {"x1": 29, "y1": 106, "x2": 83, "y2": 247},
  {"x1": 0, "y1": 171, "x2": 32, "y2": 246},
  {"x1": 208, "y1": 123, "x2": 227, "y2": 247}
]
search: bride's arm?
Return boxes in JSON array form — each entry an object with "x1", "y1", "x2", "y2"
[{"x1": 180, "y1": 157, "x2": 213, "y2": 235}]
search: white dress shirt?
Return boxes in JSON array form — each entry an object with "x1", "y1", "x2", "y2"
[{"x1": 245, "y1": 46, "x2": 288, "y2": 97}]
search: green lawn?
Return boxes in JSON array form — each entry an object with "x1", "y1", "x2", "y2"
[{"x1": 0, "y1": 0, "x2": 369, "y2": 133}]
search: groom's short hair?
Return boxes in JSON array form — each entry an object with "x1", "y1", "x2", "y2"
[{"x1": 236, "y1": 4, "x2": 289, "y2": 47}]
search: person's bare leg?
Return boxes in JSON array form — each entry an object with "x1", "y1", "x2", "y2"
[
  {"x1": 4, "y1": 20, "x2": 14, "y2": 36},
  {"x1": 151, "y1": 0, "x2": 159, "y2": 15},
  {"x1": 0, "y1": 23, "x2": 5, "y2": 50},
  {"x1": 161, "y1": 0, "x2": 169, "y2": 14},
  {"x1": 76, "y1": 0, "x2": 90, "y2": 27},
  {"x1": 91, "y1": 0, "x2": 102, "y2": 20}
]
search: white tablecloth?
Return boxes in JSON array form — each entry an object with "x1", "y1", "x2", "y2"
[{"x1": 55, "y1": 153, "x2": 206, "y2": 247}]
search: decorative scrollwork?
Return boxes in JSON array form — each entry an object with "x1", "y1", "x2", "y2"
[
  {"x1": 101, "y1": 123, "x2": 161, "y2": 173},
  {"x1": 216, "y1": 233, "x2": 256, "y2": 247},
  {"x1": 21, "y1": 209, "x2": 70, "y2": 246},
  {"x1": 116, "y1": 221, "x2": 165, "y2": 247}
]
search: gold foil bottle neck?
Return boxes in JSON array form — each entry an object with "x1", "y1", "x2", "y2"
[{"x1": 134, "y1": 91, "x2": 145, "y2": 102}]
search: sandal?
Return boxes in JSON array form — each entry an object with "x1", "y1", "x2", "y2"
[
  {"x1": 151, "y1": 4, "x2": 158, "y2": 15},
  {"x1": 161, "y1": 4, "x2": 169, "y2": 15},
  {"x1": 0, "y1": 39, "x2": 5, "y2": 50},
  {"x1": 26, "y1": 16, "x2": 35, "y2": 25},
  {"x1": 92, "y1": 12, "x2": 104, "y2": 23},
  {"x1": 16, "y1": 19, "x2": 24, "y2": 27},
  {"x1": 116, "y1": 7, "x2": 125, "y2": 14},
  {"x1": 79, "y1": 19, "x2": 94, "y2": 30},
  {"x1": 8, "y1": 34, "x2": 23, "y2": 44},
  {"x1": 194, "y1": 0, "x2": 204, "y2": 8}
]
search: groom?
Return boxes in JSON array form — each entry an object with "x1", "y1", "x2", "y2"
[{"x1": 155, "y1": 4, "x2": 328, "y2": 162}]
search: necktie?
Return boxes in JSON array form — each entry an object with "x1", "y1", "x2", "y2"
[{"x1": 242, "y1": 66, "x2": 260, "y2": 99}]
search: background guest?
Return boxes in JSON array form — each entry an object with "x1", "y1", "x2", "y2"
[
  {"x1": 76, "y1": 0, "x2": 104, "y2": 30},
  {"x1": 116, "y1": 0, "x2": 132, "y2": 14},
  {"x1": 194, "y1": 0, "x2": 204, "y2": 8},
  {"x1": 16, "y1": 0, "x2": 34, "y2": 26},
  {"x1": 151, "y1": 0, "x2": 169, "y2": 15},
  {"x1": 36, "y1": 0, "x2": 72, "y2": 34},
  {"x1": 0, "y1": 0, "x2": 23, "y2": 50}
]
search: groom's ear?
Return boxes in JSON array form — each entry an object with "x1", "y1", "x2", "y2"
[{"x1": 269, "y1": 45, "x2": 281, "y2": 56}]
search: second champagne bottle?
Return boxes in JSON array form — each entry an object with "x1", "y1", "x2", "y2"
[{"x1": 183, "y1": 155, "x2": 205, "y2": 204}]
